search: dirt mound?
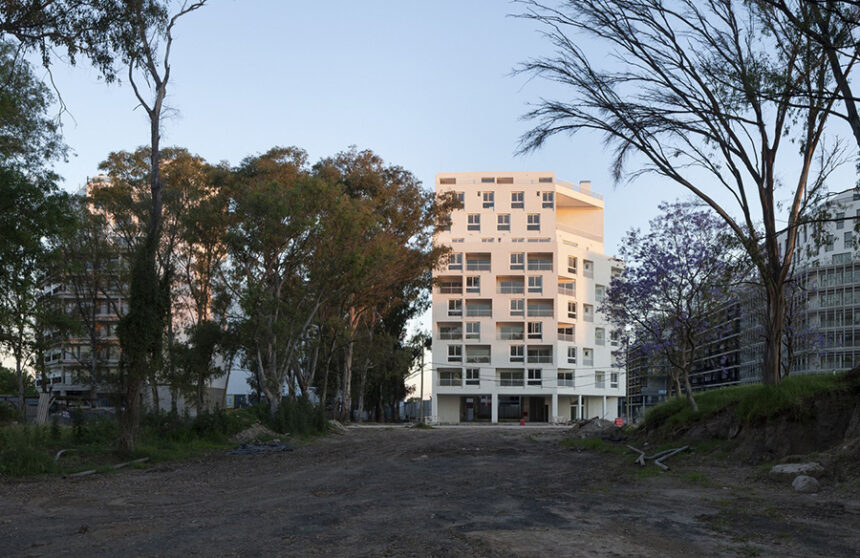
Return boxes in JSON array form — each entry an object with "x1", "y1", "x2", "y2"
[{"x1": 641, "y1": 373, "x2": 860, "y2": 466}]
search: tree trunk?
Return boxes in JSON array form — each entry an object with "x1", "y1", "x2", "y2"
[
  {"x1": 15, "y1": 350, "x2": 25, "y2": 421},
  {"x1": 763, "y1": 282, "x2": 785, "y2": 385},
  {"x1": 118, "y1": 378, "x2": 143, "y2": 454},
  {"x1": 356, "y1": 362, "x2": 369, "y2": 424},
  {"x1": 150, "y1": 383, "x2": 159, "y2": 413},
  {"x1": 341, "y1": 339, "x2": 354, "y2": 423}
]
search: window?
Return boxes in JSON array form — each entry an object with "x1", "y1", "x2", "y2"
[
  {"x1": 510, "y1": 299, "x2": 524, "y2": 316},
  {"x1": 583, "y1": 348, "x2": 593, "y2": 366},
  {"x1": 510, "y1": 253, "x2": 524, "y2": 270},
  {"x1": 527, "y1": 214, "x2": 541, "y2": 231},
  {"x1": 595, "y1": 371, "x2": 605, "y2": 389},
  {"x1": 498, "y1": 177, "x2": 513, "y2": 184},
  {"x1": 527, "y1": 346, "x2": 552, "y2": 363},
  {"x1": 467, "y1": 214, "x2": 480, "y2": 231},
  {"x1": 527, "y1": 322, "x2": 542, "y2": 340},
  {"x1": 527, "y1": 369, "x2": 542, "y2": 386},
  {"x1": 595, "y1": 328, "x2": 605, "y2": 346},
  {"x1": 456, "y1": 192, "x2": 465, "y2": 206},
  {"x1": 498, "y1": 278, "x2": 523, "y2": 294},
  {"x1": 610, "y1": 330, "x2": 621, "y2": 346},
  {"x1": 483, "y1": 191, "x2": 495, "y2": 209},
  {"x1": 845, "y1": 231, "x2": 854, "y2": 248},
  {"x1": 558, "y1": 371, "x2": 574, "y2": 387},
  {"x1": 567, "y1": 301, "x2": 577, "y2": 319},
  {"x1": 447, "y1": 345, "x2": 462, "y2": 362},
  {"x1": 440, "y1": 177, "x2": 457, "y2": 185},
  {"x1": 510, "y1": 345, "x2": 524, "y2": 362},
  {"x1": 837, "y1": 212, "x2": 845, "y2": 230},
  {"x1": 595, "y1": 285, "x2": 606, "y2": 301},
  {"x1": 447, "y1": 253, "x2": 463, "y2": 271},
  {"x1": 567, "y1": 346, "x2": 577, "y2": 364},
  {"x1": 542, "y1": 192, "x2": 554, "y2": 208},
  {"x1": 528, "y1": 276, "x2": 543, "y2": 294},
  {"x1": 583, "y1": 304, "x2": 594, "y2": 322},
  {"x1": 499, "y1": 370, "x2": 524, "y2": 387},
  {"x1": 527, "y1": 300, "x2": 553, "y2": 317},
  {"x1": 465, "y1": 368, "x2": 480, "y2": 386},
  {"x1": 466, "y1": 254, "x2": 491, "y2": 271},
  {"x1": 527, "y1": 254, "x2": 552, "y2": 270},
  {"x1": 538, "y1": 176, "x2": 553, "y2": 183},
  {"x1": 448, "y1": 299, "x2": 462, "y2": 317},
  {"x1": 583, "y1": 259, "x2": 594, "y2": 277},
  {"x1": 567, "y1": 256, "x2": 577, "y2": 274},
  {"x1": 558, "y1": 281, "x2": 575, "y2": 296},
  {"x1": 439, "y1": 325, "x2": 462, "y2": 340},
  {"x1": 465, "y1": 322, "x2": 480, "y2": 340},
  {"x1": 610, "y1": 372, "x2": 619, "y2": 389},
  {"x1": 497, "y1": 214, "x2": 510, "y2": 231},
  {"x1": 465, "y1": 300, "x2": 492, "y2": 317},
  {"x1": 439, "y1": 369, "x2": 461, "y2": 386},
  {"x1": 499, "y1": 324, "x2": 524, "y2": 340},
  {"x1": 481, "y1": 177, "x2": 495, "y2": 184},
  {"x1": 558, "y1": 326, "x2": 574, "y2": 342},
  {"x1": 439, "y1": 278, "x2": 462, "y2": 294},
  {"x1": 511, "y1": 191, "x2": 524, "y2": 208},
  {"x1": 466, "y1": 276, "x2": 480, "y2": 293},
  {"x1": 465, "y1": 345, "x2": 491, "y2": 364}
]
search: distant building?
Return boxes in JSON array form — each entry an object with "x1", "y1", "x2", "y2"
[{"x1": 431, "y1": 172, "x2": 625, "y2": 423}]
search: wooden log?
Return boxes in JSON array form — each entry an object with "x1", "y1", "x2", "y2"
[
  {"x1": 626, "y1": 445, "x2": 646, "y2": 466},
  {"x1": 654, "y1": 446, "x2": 688, "y2": 471}
]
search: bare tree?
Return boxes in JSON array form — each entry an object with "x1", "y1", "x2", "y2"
[{"x1": 517, "y1": 0, "x2": 848, "y2": 384}]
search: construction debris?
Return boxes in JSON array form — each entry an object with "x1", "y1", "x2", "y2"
[
  {"x1": 626, "y1": 445, "x2": 689, "y2": 470},
  {"x1": 65, "y1": 457, "x2": 150, "y2": 478},
  {"x1": 327, "y1": 420, "x2": 348, "y2": 435},
  {"x1": 230, "y1": 422, "x2": 280, "y2": 444}
]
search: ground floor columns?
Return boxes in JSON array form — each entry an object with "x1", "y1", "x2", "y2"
[
  {"x1": 577, "y1": 395, "x2": 583, "y2": 420},
  {"x1": 551, "y1": 393, "x2": 558, "y2": 424},
  {"x1": 430, "y1": 395, "x2": 437, "y2": 424},
  {"x1": 602, "y1": 395, "x2": 606, "y2": 419},
  {"x1": 490, "y1": 393, "x2": 498, "y2": 423}
]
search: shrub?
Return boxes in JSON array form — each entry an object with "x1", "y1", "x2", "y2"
[
  {"x1": 262, "y1": 397, "x2": 326, "y2": 438},
  {"x1": 0, "y1": 425, "x2": 57, "y2": 476}
]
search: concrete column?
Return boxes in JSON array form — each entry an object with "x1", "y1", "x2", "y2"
[
  {"x1": 491, "y1": 393, "x2": 499, "y2": 423},
  {"x1": 577, "y1": 394, "x2": 582, "y2": 420},
  {"x1": 602, "y1": 395, "x2": 607, "y2": 419},
  {"x1": 430, "y1": 393, "x2": 438, "y2": 424},
  {"x1": 551, "y1": 393, "x2": 558, "y2": 424}
]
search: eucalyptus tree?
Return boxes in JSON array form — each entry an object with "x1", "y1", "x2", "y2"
[{"x1": 518, "y1": 0, "x2": 847, "y2": 384}]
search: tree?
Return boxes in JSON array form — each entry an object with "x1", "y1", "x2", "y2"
[
  {"x1": 100, "y1": 0, "x2": 206, "y2": 451},
  {"x1": 313, "y1": 147, "x2": 454, "y2": 422},
  {"x1": 518, "y1": 0, "x2": 846, "y2": 384},
  {"x1": 757, "y1": 1, "x2": 860, "y2": 151},
  {"x1": 0, "y1": 167, "x2": 72, "y2": 418},
  {"x1": 603, "y1": 201, "x2": 746, "y2": 410}
]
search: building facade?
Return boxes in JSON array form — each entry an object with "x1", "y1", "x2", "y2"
[{"x1": 431, "y1": 171, "x2": 625, "y2": 423}]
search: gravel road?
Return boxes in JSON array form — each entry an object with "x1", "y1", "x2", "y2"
[{"x1": 1, "y1": 426, "x2": 858, "y2": 557}]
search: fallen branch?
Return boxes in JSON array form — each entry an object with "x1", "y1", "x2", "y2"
[
  {"x1": 54, "y1": 449, "x2": 77, "y2": 462},
  {"x1": 65, "y1": 457, "x2": 150, "y2": 478}
]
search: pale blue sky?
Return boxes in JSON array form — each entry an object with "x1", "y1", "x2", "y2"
[{"x1": 43, "y1": 0, "x2": 684, "y2": 256}]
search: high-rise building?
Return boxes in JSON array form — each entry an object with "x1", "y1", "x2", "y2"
[{"x1": 431, "y1": 172, "x2": 625, "y2": 423}]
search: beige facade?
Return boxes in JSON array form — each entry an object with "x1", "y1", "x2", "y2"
[{"x1": 431, "y1": 171, "x2": 624, "y2": 423}]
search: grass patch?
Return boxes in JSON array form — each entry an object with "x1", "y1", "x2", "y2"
[
  {"x1": 1, "y1": 406, "x2": 263, "y2": 477},
  {"x1": 645, "y1": 373, "x2": 848, "y2": 431},
  {"x1": 683, "y1": 471, "x2": 712, "y2": 486},
  {"x1": 413, "y1": 422, "x2": 434, "y2": 429},
  {"x1": 560, "y1": 437, "x2": 626, "y2": 454}
]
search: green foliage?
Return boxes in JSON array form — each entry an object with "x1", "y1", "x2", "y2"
[
  {"x1": 0, "y1": 367, "x2": 36, "y2": 396},
  {"x1": 0, "y1": 425, "x2": 57, "y2": 475},
  {"x1": 0, "y1": 400, "x2": 18, "y2": 424},
  {"x1": 645, "y1": 373, "x2": 847, "y2": 430},
  {"x1": 259, "y1": 398, "x2": 327, "y2": 438}
]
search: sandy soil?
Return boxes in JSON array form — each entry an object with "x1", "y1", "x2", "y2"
[{"x1": 1, "y1": 426, "x2": 858, "y2": 557}]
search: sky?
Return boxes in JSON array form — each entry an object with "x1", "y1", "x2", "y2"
[{"x1": 30, "y1": 1, "x2": 857, "y2": 395}]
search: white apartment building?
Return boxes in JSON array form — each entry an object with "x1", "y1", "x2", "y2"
[{"x1": 431, "y1": 171, "x2": 625, "y2": 424}]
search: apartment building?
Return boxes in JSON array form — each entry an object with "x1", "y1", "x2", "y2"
[{"x1": 431, "y1": 171, "x2": 625, "y2": 423}]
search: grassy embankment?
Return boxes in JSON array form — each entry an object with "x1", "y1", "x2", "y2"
[
  {"x1": 0, "y1": 397, "x2": 327, "y2": 477},
  {"x1": 643, "y1": 372, "x2": 852, "y2": 431}
]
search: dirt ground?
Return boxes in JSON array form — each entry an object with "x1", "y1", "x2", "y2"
[{"x1": 1, "y1": 426, "x2": 858, "y2": 558}]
